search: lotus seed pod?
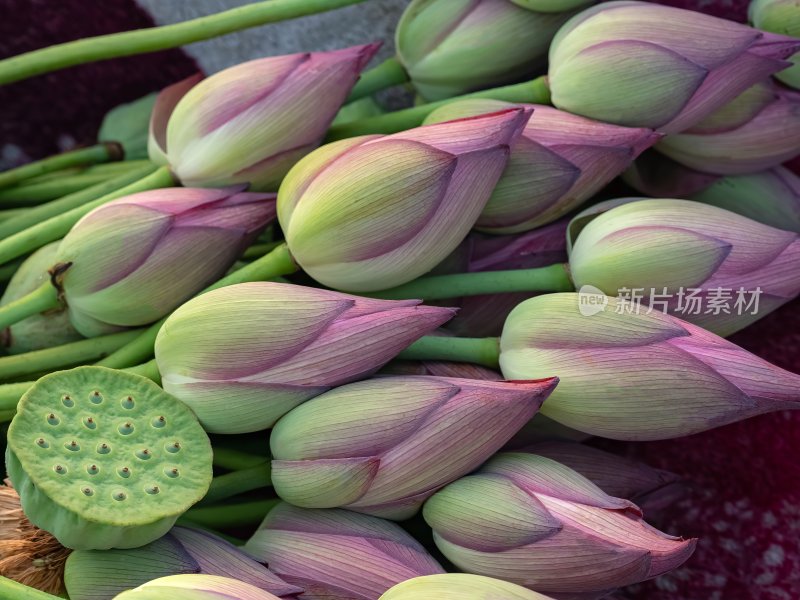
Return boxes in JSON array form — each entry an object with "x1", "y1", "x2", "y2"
[
  {"x1": 380, "y1": 574, "x2": 556, "y2": 600},
  {"x1": 6, "y1": 366, "x2": 213, "y2": 550},
  {"x1": 113, "y1": 574, "x2": 284, "y2": 600},
  {"x1": 1, "y1": 242, "x2": 83, "y2": 354}
]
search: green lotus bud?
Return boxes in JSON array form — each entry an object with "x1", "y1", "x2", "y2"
[
  {"x1": 6, "y1": 366, "x2": 212, "y2": 550},
  {"x1": 750, "y1": 0, "x2": 800, "y2": 88},
  {"x1": 1, "y1": 242, "x2": 83, "y2": 354},
  {"x1": 113, "y1": 574, "x2": 283, "y2": 600},
  {"x1": 98, "y1": 92, "x2": 158, "y2": 160},
  {"x1": 380, "y1": 574, "x2": 555, "y2": 599}
]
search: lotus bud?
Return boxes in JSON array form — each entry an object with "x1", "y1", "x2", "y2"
[
  {"x1": 278, "y1": 108, "x2": 531, "y2": 292},
  {"x1": 148, "y1": 74, "x2": 204, "y2": 167},
  {"x1": 270, "y1": 375, "x2": 557, "y2": 519},
  {"x1": 423, "y1": 452, "x2": 696, "y2": 598},
  {"x1": 505, "y1": 414, "x2": 592, "y2": 448},
  {"x1": 447, "y1": 220, "x2": 570, "y2": 337},
  {"x1": 499, "y1": 293, "x2": 800, "y2": 440},
  {"x1": 154, "y1": 282, "x2": 455, "y2": 434},
  {"x1": 654, "y1": 85, "x2": 800, "y2": 174},
  {"x1": 380, "y1": 359, "x2": 504, "y2": 380},
  {"x1": 523, "y1": 442, "x2": 684, "y2": 511},
  {"x1": 622, "y1": 150, "x2": 720, "y2": 198},
  {"x1": 395, "y1": 0, "x2": 580, "y2": 101},
  {"x1": 1, "y1": 242, "x2": 83, "y2": 354},
  {"x1": 380, "y1": 574, "x2": 556, "y2": 600},
  {"x1": 568, "y1": 198, "x2": 800, "y2": 335},
  {"x1": 98, "y1": 92, "x2": 158, "y2": 160},
  {"x1": 149, "y1": 45, "x2": 379, "y2": 191},
  {"x1": 113, "y1": 574, "x2": 283, "y2": 600},
  {"x1": 245, "y1": 502, "x2": 445, "y2": 599},
  {"x1": 511, "y1": 0, "x2": 594, "y2": 12},
  {"x1": 64, "y1": 526, "x2": 301, "y2": 600},
  {"x1": 54, "y1": 187, "x2": 275, "y2": 337},
  {"x1": 750, "y1": 0, "x2": 800, "y2": 89},
  {"x1": 424, "y1": 100, "x2": 659, "y2": 233},
  {"x1": 548, "y1": 1, "x2": 800, "y2": 134},
  {"x1": 688, "y1": 167, "x2": 800, "y2": 233}
]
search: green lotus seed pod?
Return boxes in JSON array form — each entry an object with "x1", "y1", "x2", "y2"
[{"x1": 6, "y1": 366, "x2": 213, "y2": 550}]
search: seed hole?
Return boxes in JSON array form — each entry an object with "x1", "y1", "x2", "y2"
[
  {"x1": 97, "y1": 443, "x2": 111, "y2": 455},
  {"x1": 118, "y1": 422, "x2": 134, "y2": 435},
  {"x1": 113, "y1": 491, "x2": 127, "y2": 501},
  {"x1": 83, "y1": 417, "x2": 96, "y2": 430},
  {"x1": 65, "y1": 440, "x2": 80, "y2": 452},
  {"x1": 121, "y1": 396, "x2": 135, "y2": 410},
  {"x1": 151, "y1": 416, "x2": 166, "y2": 428},
  {"x1": 118, "y1": 466, "x2": 131, "y2": 478},
  {"x1": 82, "y1": 487, "x2": 93, "y2": 496},
  {"x1": 90, "y1": 391, "x2": 103, "y2": 405},
  {"x1": 166, "y1": 442, "x2": 181, "y2": 454},
  {"x1": 136, "y1": 449, "x2": 151, "y2": 460},
  {"x1": 46, "y1": 413, "x2": 59, "y2": 426},
  {"x1": 61, "y1": 395, "x2": 74, "y2": 408},
  {"x1": 87, "y1": 464, "x2": 99, "y2": 475},
  {"x1": 145, "y1": 485, "x2": 159, "y2": 495},
  {"x1": 165, "y1": 467, "x2": 179, "y2": 478},
  {"x1": 36, "y1": 438, "x2": 49, "y2": 449},
  {"x1": 53, "y1": 464, "x2": 67, "y2": 475}
]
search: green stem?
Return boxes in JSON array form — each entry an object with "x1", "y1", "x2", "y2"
[
  {"x1": 0, "y1": 163, "x2": 157, "y2": 240},
  {"x1": 398, "y1": 336, "x2": 501, "y2": 369},
  {"x1": 0, "y1": 576, "x2": 62, "y2": 600},
  {"x1": 0, "y1": 257, "x2": 23, "y2": 283},
  {"x1": 183, "y1": 499, "x2": 279, "y2": 529},
  {"x1": 0, "y1": 144, "x2": 122, "y2": 189},
  {"x1": 0, "y1": 160, "x2": 150, "y2": 205},
  {"x1": 173, "y1": 517, "x2": 244, "y2": 544},
  {"x1": 0, "y1": 208, "x2": 27, "y2": 221},
  {"x1": 0, "y1": 165, "x2": 172, "y2": 265},
  {"x1": 200, "y1": 462, "x2": 272, "y2": 506},
  {"x1": 370, "y1": 263, "x2": 573, "y2": 301},
  {"x1": 0, "y1": 281, "x2": 59, "y2": 330},
  {"x1": 213, "y1": 447, "x2": 269, "y2": 471},
  {"x1": 97, "y1": 243, "x2": 298, "y2": 369},
  {"x1": 346, "y1": 56, "x2": 409, "y2": 102},
  {"x1": 242, "y1": 240, "x2": 282, "y2": 260},
  {"x1": 124, "y1": 359, "x2": 161, "y2": 383},
  {"x1": 0, "y1": 329, "x2": 142, "y2": 381},
  {"x1": 327, "y1": 75, "x2": 550, "y2": 139},
  {"x1": 0, "y1": 0, "x2": 369, "y2": 85}
]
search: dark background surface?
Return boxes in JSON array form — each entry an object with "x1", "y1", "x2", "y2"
[{"x1": 1, "y1": 1, "x2": 798, "y2": 598}]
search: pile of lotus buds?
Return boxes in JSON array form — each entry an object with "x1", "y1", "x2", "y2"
[{"x1": 0, "y1": 0, "x2": 798, "y2": 598}]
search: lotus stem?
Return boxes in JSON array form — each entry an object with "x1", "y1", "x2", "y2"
[
  {"x1": 0, "y1": 576, "x2": 61, "y2": 600},
  {"x1": 0, "y1": 329, "x2": 142, "y2": 381},
  {"x1": 0, "y1": 281, "x2": 59, "y2": 331},
  {"x1": 346, "y1": 56, "x2": 409, "y2": 102},
  {"x1": 0, "y1": 0, "x2": 371, "y2": 85},
  {"x1": 398, "y1": 336, "x2": 501, "y2": 369},
  {"x1": 0, "y1": 165, "x2": 171, "y2": 265},
  {"x1": 199, "y1": 462, "x2": 273, "y2": 506},
  {"x1": 0, "y1": 143, "x2": 122, "y2": 189},
  {"x1": 213, "y1": 447, "x2": 270, "y2": 471},
  {"x1": 97, "y1": 243, "x2": 298, "y2": 369},
  {"x1": 183, "y1": 499, "x2": 280, "y2": 529},
  {"x1": 370, "y1": 263, "x2": 573, "y2": 301},
  {"x1": 327, "y1": 75, "x2": 550, "y2": 139}
]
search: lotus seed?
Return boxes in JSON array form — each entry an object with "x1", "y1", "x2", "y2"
[
  {"x1": 165, "y1": 467, "x2": 179, "y2": 478},
  {"x1": 90, "y1": 391, "x2": 103, "y2": 404},
  {"x1": 87, "y1": 464, "x2": 99, "y2": 475},
  {"x1": 145, "y1": 485, "x2": 160, "y2": 495},
  {"x1": 82, "y1": 487, "x2": 93, "y2": 497},
  {"x1": 118, "y1": 422, "x2": 134, "y2": 435},
  {"x1": 47, "y1": 413, "x2": 59, "y2": 425},
  {"x1": 136, "y1": 449, "x2": 151, "y2": 460},
  {"x1": 121, "y1": 396, "x2": 135, "y2": 409},
  {"x1": 54, "y1": 464, "x2": 66, "y2": 474},
  {"x1": 65, "y1": 440, "x2": 80, "y2": 451},
  {"x1": 36, "y1": 438, "x2": 48, "y2": 448},
  {"x1": 118, "y1": 466, "x2": 131, "y2": 478},
  {"x1": 166, "y1": 442, "x2": 181, "y2": 453},
  {"x1": 152, "y1": 416, "x2": 166, "y2": 428},
  {"x1": 113, "y1": 491, "x2": 127, "y2": 501},
  {"x1": 83, "y1": 417, "x2": 96, "y2": 429},
  {"x1": 62, "y1": 395, "x2": 74, "y2": 408},
  {"x1": 97, "y1": 442, "x2": 111, "y2": 454}
]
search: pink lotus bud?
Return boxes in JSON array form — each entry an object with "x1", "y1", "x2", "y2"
[
  {"x1": 446, "y1": 220, "x2": 569, "y2": 337},
  {"x1": 244, "y1": 502, "x2": 445, "y2": 600},
  {"x1": 278, "y1": 108, "x2": 531, "y2": 292},
  {"x1": 523, "y1": 442, "x2": 685, "y2": 512},
  {"x1": 154, "y1": 282, "x2": 455, "y2": 433},
  {"x1": 622, "y1": 150, "x2": 721, "y2": 198},
  {"x1": 65, "y1": 526, "x2": 301, "y2": 600},
  {"x1": 654, "y1": 85, "x2": 800, "y2": 174},
  {"x1": 381, "y1": 574, "x2": 556, "y2": 600},
  {"x1": 423, "y1": 452, "x2": 696, "y2": 598},
  {"x1": 270, "y1": 376, "x2": 558, "y2": 519},
  {"x1": 549, "y1": 1, "x2": 800, "y2": 134},
  {"x1": 499, "y1": 293, "x2": 800, "y2": 440},
  {"x1": 381, "y1": 359, "x2": 504, "y2": 380},
  {"x1": 689, "y1": 167, "x2": 800, "y2": 233},
  {"x1": 569, "y1": 198, "x2": 800, "y2": 335},
  {"x1": 424, "y1": 100, "x2": 659, "y2": 232},
  {"x1": 148, "y1": 45, "x2": 379, "y2": 191},
  {"x1": 113, "y1": 574, "x2": 283, "y2": 600},
  {"x1": 56, "y1": 187, "x2": 275, "y2": 337}
]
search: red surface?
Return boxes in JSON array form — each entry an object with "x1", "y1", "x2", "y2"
[{"x1": 1, "y1": 1, "x2": 799, "y2": 598}]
